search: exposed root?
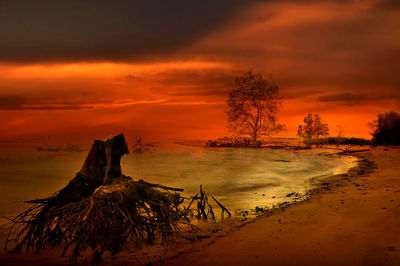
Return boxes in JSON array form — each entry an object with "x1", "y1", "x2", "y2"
[
  {"x1": 5, "y1": 177, "x2": 188, "y2": 261},
  {"x1": 4, "y1": 134, "x2": 231, "y2": 262}
]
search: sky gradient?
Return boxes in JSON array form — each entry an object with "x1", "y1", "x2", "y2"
[{"x1": 0, "y1": 0, "x2": 399, "y2": 142}]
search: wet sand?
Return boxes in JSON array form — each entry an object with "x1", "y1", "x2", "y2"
[
  {"x1": 1, "y1": 146, "x2": 399, "y2": 265},
  {"x1": 155, "y1": 146, "x2": 400, "y2": 266}
]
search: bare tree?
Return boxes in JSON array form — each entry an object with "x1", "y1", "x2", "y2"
[
  {"x1": 297, "y1": 113, "x2": 329, "y2": 146},
  {"x1": 227, "y1": 71, "x2": 285, "y2": 144},
  {"x1": 336, "y1": 125, "x2": 344, "y2": 146}
]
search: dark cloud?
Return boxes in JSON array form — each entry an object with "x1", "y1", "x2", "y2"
[
  {"x1": 148, "y1": 70, "x2": 236, "y2": 98},
  {"x1": 1, "y1": 0, "x2": 399, "y2": 64},
  {"x1": 374, "y1": 0, "x2": 400, "y2": 9},
  {"x1": 0, "y1": 95, "x2": 26, "y2": 109},
  {"x1": 184, "y1": 1, "x2": 400, "y2": 91},
  {"x1": 17, "y1": 105, "x2": 92, "y2": 110},
  {"x1": 0, "y1": 94, "x2": 92, "y2": 110},
  {"x1": 0, "y1": 0, "x2": 255, "y2": 63},
  {"x1": 281, "y1": 89, "x2": 323, "y2": 99},
  {"x1": 318, "y1": 92, "x2": 364, "y2": 102}
]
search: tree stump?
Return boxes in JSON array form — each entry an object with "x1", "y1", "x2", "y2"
[
  {"x1": 47, "y1": 134, "x2": 129, "y2": 206},
  {"x1": 78, "y1": 139, "x2": 107, "y2": 181},
  {"x1": 104, "y1": 133, "x2": 129, "y2": 184},
  {"x1": 5, "y1": 133, "x2": 187, "y2": 259},
  {"x1": 5, "y1": 133, "x2": 230, "y2": 261}
]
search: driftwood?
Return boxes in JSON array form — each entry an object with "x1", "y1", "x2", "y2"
[
  {"x1": 137, "y1": 179, "x2": 184, "y2": 192},
  {"x1": 5, "y1": 134, "x2": 231, "y2": 261},
  {"x1": 340, "y1": 149, "x2": 370, "y2": 154},
  {"x1": 186, "y1": 185, "x2": 230, "y2": 221},
  {"x1": 212, "y1": 196, "x2": 232, "y2": 218}
]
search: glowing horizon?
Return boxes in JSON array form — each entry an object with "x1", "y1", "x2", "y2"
[{"x1": 0, "y1": 0, "x2": 399, "y2": 142}]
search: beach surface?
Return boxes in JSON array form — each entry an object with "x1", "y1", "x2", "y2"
[
  {"x1": 154, "y1": 146, "x2": 400, "y2": 266},
  {"x1": 1, "y1": 146, "x2": 399, "y2": 265}
]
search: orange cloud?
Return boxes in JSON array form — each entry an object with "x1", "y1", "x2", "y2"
[{"x1": 0, "y1": 1, "x2": 399, "y2": 142}]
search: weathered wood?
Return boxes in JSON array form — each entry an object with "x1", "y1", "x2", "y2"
[
  {"x1": 104, "y1": 134, "x2": 130, "y2": 184},
  {"x1": 5, "y1": 134, "x2": 190, "y2": 260},
  {"x1": 206, "y1": 200, "x2": 215, "y2": 221},
  {"x1": 186, "y1": 193, "x2": 198, "y2": 211},
  {"x1": 78, "y1": 140, "x2": 107, "y2": 181},
  {"x1": 6, "y1": 133, "x2": 233, "y2": 261},
  {"x1": 55, "y1": 134, "x2": 129, "y2": 204},
  {"x1": 212, "y1": 196, "x2": 231, "y2": 218},
  {"x1": 137, "y1": 179, "x2": 184, "y2": 192}
]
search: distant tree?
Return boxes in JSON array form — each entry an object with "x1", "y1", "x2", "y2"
[
  {"x1": 369, "y1": 111, "x2": 400, "y2": 145},
  {"x1": 336, "y1": 125, "x2": 344, "y2": 146},
  {"x1": 319, "y1": 137, "x2": 372, "y2": 146},
  {"x1": 297, "y1": 113, "x2": 329, "y2": 146},
  {"x1": 131, "y1": 136, "x2": 155, "y2": 153},
  {"x1": 132, "y1": 136, "x2": 145, "y2": 153},
  {"x1": 226, "y1": 71, "x2": 285, "y2": 145}
]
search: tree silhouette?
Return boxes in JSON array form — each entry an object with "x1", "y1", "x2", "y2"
[
  {"x1": 369, "y1": 111, "x2": 400, "y2": 145},
  {"x1": 297, "y1": 113, "x2": 329, "y2": 146},
  {"x1": 226, "y1": 71, "x2": 285, "y2": 144},
  {"x1": 336, "y1": 125, "x2": 344, "y2": 146}
]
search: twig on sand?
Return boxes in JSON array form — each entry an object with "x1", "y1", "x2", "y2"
[{"x1": 212, "y1": 196, "x2": 232, "y2": 218}]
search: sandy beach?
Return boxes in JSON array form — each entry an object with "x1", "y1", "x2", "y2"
[
  {"x1": 152, "y1": 146, "x2": 400, "y2": 266},
  {"x1": 1, "y1": 146, "x2": 399, "y2": 265}
]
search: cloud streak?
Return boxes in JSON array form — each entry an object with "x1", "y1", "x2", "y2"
[
  {"x1": 318, "y1": 93, "x2": 364, "y2": 102},
  {"x1": 0, "y1": 95, "x2": 169, "y2": 110}
]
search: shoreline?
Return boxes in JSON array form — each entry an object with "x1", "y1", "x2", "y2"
[
  {"x1": 153, "y1": 146, "x2": 400, "y2": 266},
  {"x1": 0, "y1": 146, "x2": 395, "y2": 265},
  {"x1": 96, "y1": 146, "x2": 372, "y2": 265}
]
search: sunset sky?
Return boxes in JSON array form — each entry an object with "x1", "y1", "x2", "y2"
[{"x1": 0, "y1": 0, "x2": 399, "y2": 142}]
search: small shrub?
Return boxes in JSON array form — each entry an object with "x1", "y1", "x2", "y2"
[
  {"x1": 314, "y1": 137, "x2": 372, "y2": 146},
  {"x1": 206, "y1": 136, "x2": 262, "y2": 148},
  {"x1": 369, "y1": 111, "x2": 400, "y2": 145}
]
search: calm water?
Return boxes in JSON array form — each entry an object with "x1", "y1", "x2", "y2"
[{"x1": 0, "y1": 142, "x2": 356, "y2": 226}]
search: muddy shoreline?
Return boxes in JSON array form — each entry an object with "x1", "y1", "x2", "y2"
[
  {"x1": 155, "y1": 146, "x2": 400, "y2": 266},
  {"x1": 101, "y1": 147, "x2": 374, "y2": 265},
  {"x1": 0, "y1": 147, "x2": 381, "y2": 265}
]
